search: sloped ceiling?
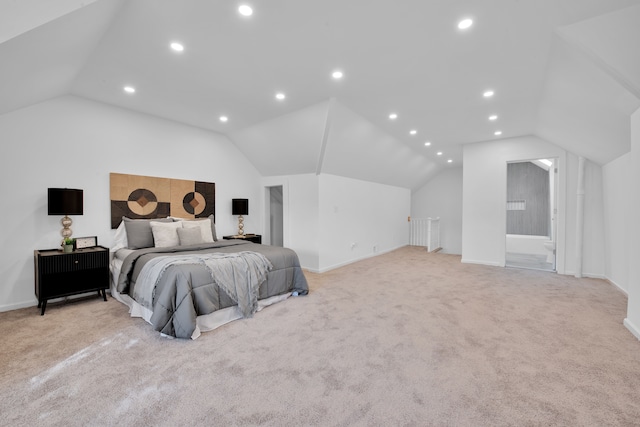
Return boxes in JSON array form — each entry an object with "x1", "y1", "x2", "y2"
[
  {"x1": 536, "y1": 5, "x2": 640, "y2": 164},
  {"x1": 1, "y1": 0, "x2": 639, "y2": 189},
  {"x1": 0, "y1": 0, "x2": 122, "y2": 116},
  {"x1": 229, "y1": 101, "x2": 331, "y2": 177}
]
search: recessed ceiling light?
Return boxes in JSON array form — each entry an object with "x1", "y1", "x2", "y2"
[
  {"x1": 170, "y1": 42, "x2": 184, "y2": 52},
  {"x1": 437, "y1": 151, "x2": 443, "y2": 156},
  {"x1": 410, "y1": 130, "x2": 417, "y2": 135},
  {"x1": 483, "y1": 90, "x2": 495, "y2": 98},
  {"x1": 389, "y1": 113, "x2": 398, "y2": 120},
  {"x1": 332, "y1": 70, "x2": 343, "y2": 79},
  {"x1": 458, "y1": 18, "x2": 473, "y2": 30},
  {"x1": 123, "y1": 86, "x2": 135, "y2": 94},
  {"x1": 424, "y1": 141, "x2": 431, "y2": 147},
  {"x1": 219, "y1": 116, "x2": 228, "y2": 122},
  {"x1": 494, "y1": 130, "x2": 502, "y2": 136},
  {"x1": 238, "y1": 5, "x2": 253, "y2": 16},
  {"x1": 489, "y1": 115, "x2": 498, "y2": 121},
  {"x1": 275, "y1": 92, "x2": 286, "y2": 100},
  {"x1": 448, "y1": 159, "x2": 453, "y2": 163}
]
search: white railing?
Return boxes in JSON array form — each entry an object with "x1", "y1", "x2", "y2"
[{"x1": 410, "y1": 217, "x2": 441, "y2": 252}]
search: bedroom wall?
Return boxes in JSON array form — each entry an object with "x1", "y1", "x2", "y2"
[
  {"x1": 0, "y1": 95, "x2": 262, "y2": 312},
  {"x1": 318, "y1": 174, "x2": 410, "y2": 272},
  {"x1": 602, "y1": 152, "x2": 630, "y2": 293},
  {"x1": 562, "y1": 153, "x2": 606, "y2": 278},
  {"x1": 461, "y1": 134, "x2": 606, "y2": 278},
  {"x1": 261, "y1": 174, "x2": 320, "y2": 272},
  {"x1": 624, "y1": 107, "x2": 640, "y2": 339},
  {"x1": 462, "y1": 136, "x2": 566, "y2": 267},
  {"x1": 411, "y1": 166, "x2": 463, "y2": 255}
]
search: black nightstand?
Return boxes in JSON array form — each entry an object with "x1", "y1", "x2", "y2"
[
  {"x1": 223, "y1": 234, "x2": 262, "y2": 244},
  {"x1": 34, "y1": 246, "x2": 110, "y2": 315}
]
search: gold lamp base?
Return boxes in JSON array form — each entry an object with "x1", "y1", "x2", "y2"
[
  {"x1": 60, "y1": 215, "x2": 73, "y2": 239},
  {"x1": 237, "y1": 214, "x2": 245, "y2": 235}
]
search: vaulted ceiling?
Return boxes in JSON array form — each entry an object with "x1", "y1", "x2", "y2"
[{"x1": 1, "y1": 0, "x2": 639, "y2": 190}]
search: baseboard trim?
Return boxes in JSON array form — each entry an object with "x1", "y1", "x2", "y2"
[
  {"x1": 561, "y1": 270, "x2": 607, "y2": 280},
  {"x1": 1, "y1": 292, "x2": 108, "y2": 313},
  {"x1": 461, "y1": 258, "x2": 503, "y2": 267},
  {"x1": 0, "y1": 299, "x2": 37, "y2": 313},
  {"x1": 605, "y1": 278, "x2": 628, "y2": 296},
  {"x1": 624, "y1": 318, "x2": 640, "y2": 341},
  {"x1": 316, "y1": 245, "x2": 405, "y2": 274}
]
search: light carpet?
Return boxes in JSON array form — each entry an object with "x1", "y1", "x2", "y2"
[{"x1": 1, "y1": 246, "x2": 640, "y2": 426}]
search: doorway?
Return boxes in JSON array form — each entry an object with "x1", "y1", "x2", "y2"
[
  {"x1": 505, "y1": 158, "x2": 557, "y2": 271},
  {"x1": 267, "y1": 186, "x2": 284, "y2": 247}
]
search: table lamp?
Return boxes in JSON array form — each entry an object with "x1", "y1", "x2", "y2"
[
  {"x1": 232, "y1": 198, "x2": 248, "y2": 236},
  {"x1": 48, "y1": 188, "x2": 83, "y2": 239}
]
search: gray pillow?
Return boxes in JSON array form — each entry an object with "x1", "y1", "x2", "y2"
[
  {"x1": 177, "y1": 227, "x2": 204, "y2": 246},
  {"x1": 123, "y1": 217, "x2": 173, "y2": 249}
]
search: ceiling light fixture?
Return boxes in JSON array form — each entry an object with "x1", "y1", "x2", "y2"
[
  {"x1": 389, "y1": 113, "x2": 398, "y2": 120},
  {"x1": 458, "y1": 18, "x2": 473, "y2": 30},
  {"x1": 437, "y1": 152, "x2": 443, "y2": 156},
  {"x1": 483, "y1": 90, "x2": 495, "y2": 98},
  {"x1": 410, "y1": 130, "x2": 417, "y2": 135},
  {"x1": 332, "y1": 70, "x2": 343, "y2": 79},
  {"x1": 219, "y1": 116, "x2": 228, "y2": 122},
  {"x1": 448, "y1": 159, "x2": 453, "y2": 163},
  {"x1": 489, "y1": 115, "x2": 498, "y2": 121},
  {"x1": 275, "y1": 92, "x2": 286, "y2": 100},
  {"x1": 238, "y1": 5, "x2": 253, "y2": 16},
  {"x1": 494, "y1": 130, "x2": 502, "y2": 136},
  {"x1": 123, "y1": 86, "x2": 135, "y2": 94},
  {"x1": 170, "y1": 42, "x2": 184, "y2": 52},
  {"x1": 424, "y1": 142, "x2": 431, "y2": 147}
]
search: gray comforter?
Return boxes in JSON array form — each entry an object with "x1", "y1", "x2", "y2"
[{"x1": 116, "y1": 240, "x2": 309, "y2": 338}]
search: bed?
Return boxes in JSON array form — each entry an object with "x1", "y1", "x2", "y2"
[{"x1": 109, "y1": 217, "x2": 309, "y2": 339}]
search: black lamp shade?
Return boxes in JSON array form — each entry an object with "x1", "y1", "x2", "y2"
[
  {"x1": 48, "y1": 188, "x2": 83, "y2": 215},
  {"x1": 232, "y1": 199, "x2": 248, "y2": 215}
]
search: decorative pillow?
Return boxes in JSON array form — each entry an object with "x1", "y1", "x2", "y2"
[
  {"x1": 182, "y1": 218, "x2": 214, "y2": 243},
  {"x1": 177, "y1": 227, "x2": 204, "y2": 246},
  {"x1": 123, "y1": 217, "x2": 173, "y2": 249},
  {"x1": 150, "y1": 221, "x2": 183, "y2": 248},
  {"x1": 112, "y1": 220, "x2": 128, "y2": 252},
  {"x1": 172, "y1": 214, "x2": 217, "y2": 241}
]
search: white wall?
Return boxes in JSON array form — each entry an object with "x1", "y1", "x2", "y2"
[
  {"x1": 461, "y1": 135, "x2": 606, "y2": 278},
  {"x1": 563, "y1": 153, "x2": 606, "y2": 277},
  {"x1": 411, "y1": 167, "x2": 463, "y2": 254},
  {"x1": 261, "y1": 174, "x2": 320, "y2": 271},
  {"x1": 603, "y1": 152, "x2": 630, "y2": 293},
  {"x1": 624, "y1": 107, "x2": 640, "y2": 339},
  {"x1": 462, "y1": 136, "x2": 566, "y2": 267},
  {"x1": 0, "y1": 95, "x2": 262, "y2": 311},
  {"x1": 318, "y1": 174, "x2": 410, "y2": 272}
]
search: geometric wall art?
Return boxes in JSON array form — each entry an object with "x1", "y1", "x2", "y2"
[{"x1": 110, "y1": 172, "x2": 215, "y2": 229}]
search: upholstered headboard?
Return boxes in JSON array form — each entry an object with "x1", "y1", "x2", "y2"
[{"x1": 110, "y1": 172, "x2": 215, "y2": 229}]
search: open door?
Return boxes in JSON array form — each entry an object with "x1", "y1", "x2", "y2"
[
  {"x1": 267, "y1": 186, "x2": 284, "y2": 247},
  {"x1": 505, "y1": 158, "x2": 557, "y2": 271}
]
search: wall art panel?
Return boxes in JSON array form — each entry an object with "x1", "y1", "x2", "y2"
[{"x1": 110, "y1": 173, "x2": 215, "y2": 228}]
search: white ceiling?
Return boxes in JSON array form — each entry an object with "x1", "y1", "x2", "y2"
[{"x1": 1, "y1": 0, "x2": 639, "y2": 189}]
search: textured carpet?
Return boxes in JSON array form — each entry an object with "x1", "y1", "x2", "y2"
[{"x1": 1, "y1": 246, "x2": 639, "y2": 426}]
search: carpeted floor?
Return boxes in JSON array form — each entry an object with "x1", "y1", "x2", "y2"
[{"x1": 1, "y1": 246, "x2": 639, "y2": 426}]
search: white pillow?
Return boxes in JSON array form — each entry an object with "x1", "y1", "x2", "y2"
[
  {"x1": 111, "y1": 220, "x2": 128, "y2": 253},
  {"x1": 182, "y1": 219, "x2": 214, "y2": 243},
  {"x1": 177, "y1": 227, "x2": 204, "y2": 246},
  {"x1": 150, "y1": 221, "x2": 183, "y2": 248}
]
